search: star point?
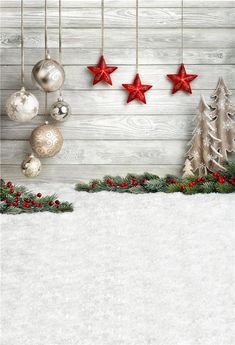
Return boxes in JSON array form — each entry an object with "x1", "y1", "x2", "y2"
[
  {"x1": 122, "y1": 73, "x2": 152, "y2": 104},
  {"x1": 87, "y1": 55, "x2": 118, "y2": 86},
  {"x1": 167, "y1": 63, "x2": 198, "y2": 94}
]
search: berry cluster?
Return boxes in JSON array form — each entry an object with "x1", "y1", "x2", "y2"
[
  {"x1": 1, "y1": 179, "x2": 73, "y2": 214},
  {"x1": 76, "y1": 161, "x2": 235, "y2": 195},
  {"x1": 213, "y1": 172, "x2": 235, "y2": 185}
]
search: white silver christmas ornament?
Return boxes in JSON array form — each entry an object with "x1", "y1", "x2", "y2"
[
  {"x1": 21, "y1": 153, "x2": 42, "y2": 177},
  {"x1": 32, "y1": 54, "x2": 65, "y2": 92},
  {"x1": 5, "y1": 87, "x2": 39, "y2": 122},
  {"x1": 50, "y1": 97, "x2": 71, "y2": 122}
]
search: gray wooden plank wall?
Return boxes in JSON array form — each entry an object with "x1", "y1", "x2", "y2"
[{"x1": 0, "y1": 0, "x2": 235, "y2": 183}]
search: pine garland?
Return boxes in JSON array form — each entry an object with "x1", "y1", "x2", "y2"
[
  {"x1": 75, "y1": 161, "x2": 235, "y2": 195},
  {"x1": 0, "y1": 179, "x2": 73, "y2": 214}
]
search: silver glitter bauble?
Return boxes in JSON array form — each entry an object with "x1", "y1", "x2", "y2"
[
  {"x1": 50, "y1": 97, "x2": 71, "y2": 122},
  {"x1": 30, "y1": 121, "x2": 64, "y2": 158},
  {"x1": 32, "y1": 54, "x2": 65, "y2": 92},
  {"x1": 21, "y1": 153, "x2": 42, "y2": 178},
  {"x1": 5, "y1": 87, "x2": 39, "y2": 122}
]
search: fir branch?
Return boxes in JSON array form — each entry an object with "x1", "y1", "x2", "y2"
[
  {"x1": 1, "y1": 179, "x2": 73, "y2": 214},
  {"x1": 75, "y1": 160, "x2": 235, "y2": 195}
]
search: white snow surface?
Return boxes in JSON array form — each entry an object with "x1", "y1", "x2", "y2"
[{"x1": 1, "y1": 183, "x2": 235, "y2": 345}]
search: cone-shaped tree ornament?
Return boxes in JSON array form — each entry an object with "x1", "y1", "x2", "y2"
[
  {"x1": 186, "y1": 95, "x2": 224, "y2": 176},
  {"x1": 210, "y1": 77, "x2": 235, "y2": 163}
]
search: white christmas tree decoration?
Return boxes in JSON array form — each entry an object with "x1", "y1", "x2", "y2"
[
  {"x1": 186, "y1": 95, "x2": 223, "y2": 176},
  {"x1": 210, "y1": 77, "x2": 235, "y2": 163},
  {"x1": 182, "y1": 158, "x2": 194, "y2": 178}
]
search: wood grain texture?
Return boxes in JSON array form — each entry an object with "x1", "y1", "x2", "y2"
[
  {"x1": 2, "y1": 8, "x2": 235, "y2": 28},
  {"x1": 1, "y1": 48, "x2": 235, "y2": 65},
  {"x1": 1, "y1": 65, "x2": 234, "y2": 90},
  {"x1": 1, "y1": 140, "x2": 188, "y2": 165},
  {"x1": 1, "y1": 2, "x2": 234, "y2": 180},
  {"x1": 2, "y1": 90, "x2": 235, "y2": 116},
  {"x1": 1, "y1": 0, "x2": 235, "y2": 8},
  {"x1": 1, "y1": 28, "x2": 234, "y2": 48},
  {"x1": 0, "y1": 115, "x2": 195, "y2": 140},
  {"x1": 0, "y1": 165, "x2": 183, "y2": 183}
]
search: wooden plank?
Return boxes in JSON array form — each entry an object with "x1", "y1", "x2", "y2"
[
  {"x1": 1, "y1": 90, "x2": 235, "y2": 116},
  {"x1": 0, "y1": 140, "x2": 188, "y2": 164},
  {"x1": 1, "y1": 0, "x2": 234, "y2": 8},
  {"x1": 1, "y1": 48, "x2": 235, "y2": 65},
  {"x1": 0, "y1": 164, "x2": 183, "y2": 183},
  {"x1": 0, "y1": 115, "x2": 195, "y2": 140},
  {"x1": 2, "y1": 8, "x2": 235, "y2": 28},
  {"x1": 1, "y1": 28, "x2": 234, "y2": 48},
  {"x1": 1, "y1": 65, "x2": 234, "y2": 90}
]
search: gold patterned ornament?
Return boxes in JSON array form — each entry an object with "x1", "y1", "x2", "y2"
[
  {"x1": 21, "y1": 153, "x2": 42, "y2": 177},
  {"x1": 30, "y1": 121, "x2": 63, "y2": 158},
  {"x1": 5, "y1": 87, "x2": 39, "y2": 122},
  {"x1": 50, "y1": 97, "x2": 71, "y2": 122},
  {"x1": 32, "y1": 54, "x2": 65, "y2": 93}
]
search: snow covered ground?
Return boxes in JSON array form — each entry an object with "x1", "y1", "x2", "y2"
[{"x1": 1, "y1": 183, "x2": 235, "y2": 345}]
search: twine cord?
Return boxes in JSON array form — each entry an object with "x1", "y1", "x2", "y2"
[
  {"x1": 21, "y1": 0, "x2": 24, "y2": 86},
  {"x1": 44, "y1": 0, "x2": 48, "y2": 114},
  {"x1": 101, "y1": 0, "x2": 104, "y2": 54},
  {"x1": 136, "y1": 0, "x2": 139, "y2": 73},
  {"x1": 45, "y1": 0, "x2": 48, "y2": 58},
  {"x1": 181, "y1": 0, "x2": 184, "y2": 63},
  {"x1": 59, "y1": 0, "x2": 62, "y2": 96}
]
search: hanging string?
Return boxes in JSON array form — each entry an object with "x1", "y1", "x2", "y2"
[
  {"x1": 45, "y1": 0, "x2": 49, "y2": 58},
  {"x1": 44, "y1": 0, "x2": 48, "y2": 114},
  {"x1": 45, "y1": 92, "x2": 48, "y2": 115},
  {"x1": 181, "y1": 0, "x2": 184, "y2": 63},
  {"x1": 59, "y1": 0, "x2": 62, "y2": 96},
  {"x1": 21, "y1": 0, "x2": 24, "y2": 87},
  {"x1": 136, "y1": 0, "x2": 139, "y2": 73},
  {"x1": 101, "y1": 0, "x2": 104, "y2": 55}
]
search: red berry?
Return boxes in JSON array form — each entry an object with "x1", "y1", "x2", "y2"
[
  {"x1": 9, "y1": 188, "x2": 14, "y2": 193},
  {"x1": 181, "y1": 185, "x2": 186, "y2": 190},
  {"x1": 16, "y1": 191, "x2": 22, "y2": 197},
  {"x1": 37, "y1": 193, "x2": 42, "y2": 198},
  {"x1": 2, "y1": 199, "x2": 7, "y2": 203},
  {"x1": 142, "y1": 178, "x2": 148, "y2": 184},
  {"x1": 14, "y1": 198, "x2": 19, "y2": 202},
  {"x1": 189, "y1": 182, "x2": 194, "y2": 187},
  {"x1": 36, "y1": 203, "x2": 41, "y2": 208},
  {"x1": 217, "y1": 177, "x2": 225, "y2": 184},
  {"x1": 213, "y1": 172, "x2": 220, "y2": 177},
  {"x1": 228, "y1": 178, "x2": 235, "y2": 185},
  {"x1": 55, "y1": 200, "x2": 60, "y2": 205},
  {"x1": 24, "y1": 198, "x2": 31, "y2": 203},
  {"x1": 49, "y1": 201, "x2": 54, "y2": 206},
  {"x1": 31, "y1": 200, "x2": 36, "y2": 205},
  {"x1": 13, "y1": 201, "x2": 18, "y2": 206},
  {"x1": 7, "y1": 181, "x2": 12, "y2": 188}
]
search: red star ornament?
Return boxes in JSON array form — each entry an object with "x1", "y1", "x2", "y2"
[
  {"x1": 122, "y1": 73, "x2": 152, "y2": 104},
  {"x1": 167, "y1": 63, "x2": 198, "y2": 94},
  {"x1": 87, "y1": 55, "x2": 118, "y2": 86}
]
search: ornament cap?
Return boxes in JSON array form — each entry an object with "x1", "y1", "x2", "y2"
[
  {"x1": 58, "y1": 96, "x2": 64, "y2": 102},
  {"x1": 45, "y1": 51, "x2": 51, "y2": 60},
  {"x1": 20, "y1": 86, "x2": 26, "y2": 93}
]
